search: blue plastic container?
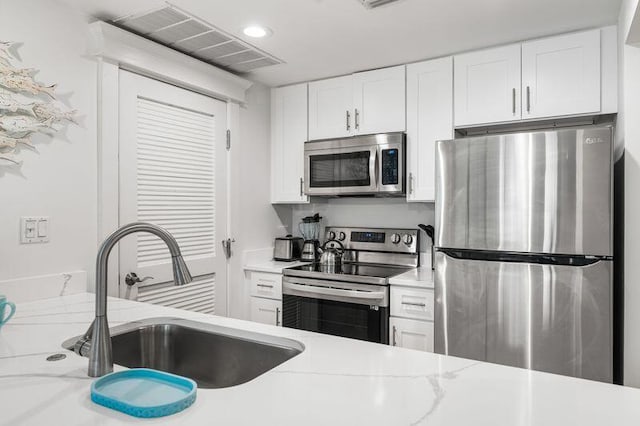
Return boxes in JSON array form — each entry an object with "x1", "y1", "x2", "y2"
[{"x1": 91, "y1": 368, "x2": 197, "y2": 418}]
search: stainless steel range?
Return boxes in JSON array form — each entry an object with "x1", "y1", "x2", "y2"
[{"x1": 282, "y1": 227, "x2": 419, "y2": 344}]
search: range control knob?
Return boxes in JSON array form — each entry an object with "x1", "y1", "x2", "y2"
[
  {"x1": 338, "y1": 231, "x2": 346, "y2": 241},
  {"x1": 390, "y1": 233, "x2": 401, "y2": 244},
  {"x1": 402, "y1": 234, "x2": 414, "y2": 246},
  {"x1": 327, "y1": 231, "x2": 336, "y2": 240}
]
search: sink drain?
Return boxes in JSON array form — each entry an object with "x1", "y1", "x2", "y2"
[{"x1": 46, "y1": 353, "x2": 67, "y2": 361}]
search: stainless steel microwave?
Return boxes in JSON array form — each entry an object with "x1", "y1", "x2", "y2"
[{"x1": 304, "y1": 132, "x2": 405, "y2": 196}]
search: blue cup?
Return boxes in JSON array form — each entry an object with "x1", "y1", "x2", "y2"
[{"x1": 0, "y1": 295, "x2": 16, "y2": 328}]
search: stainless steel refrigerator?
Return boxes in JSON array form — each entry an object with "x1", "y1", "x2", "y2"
[{"x1": 434, "y1": 125, "x2": 614, "y2": 383}]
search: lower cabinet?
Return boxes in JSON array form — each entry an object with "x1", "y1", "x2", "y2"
[
  {"x1": 246, "y1": 269, "x2": 283, "y2": 326},
  {"x1": 390, "y1": 317, "x2": 434, "y2": 352},
  {"x1": 250, "y1": 297, "x2": 282, "y2": 326},
  {"x1": 389, "y1": 285, "x2": 434, "y2": 352}
]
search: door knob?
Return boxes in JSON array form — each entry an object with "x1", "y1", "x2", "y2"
[{"x1": 125, "y1": 272, "x2": 154, "y2": 286}]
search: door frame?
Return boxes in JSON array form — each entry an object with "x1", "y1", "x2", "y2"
[{"x1": 93, "y1": 24, "x2": 251, "y2": 304}]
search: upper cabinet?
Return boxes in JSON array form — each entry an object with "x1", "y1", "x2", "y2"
[
  {"x1": 352, "y1": 65, "x2": 406, "y2": 135},
  {"x1": 454, "y1": 44, "x2": 522, "y2": 127},
  {"x1": 406, "y1": 57, "x2": 453, "y2": 202},
  {"x1": 454, "y1": 28, "x2": 609, "y2": 127},
  {"x1": 521, "y1": 29, "x2": 601, "y2": 119},
  {"x1": 308, "y1": 65, "x2": 406, "y2": 140},
  {"x1": 308, "y1": 75, "x2": 353, "y2": 140},
  {"x1": 271, "y1": 83, "x2": 309, "y2": 204}
]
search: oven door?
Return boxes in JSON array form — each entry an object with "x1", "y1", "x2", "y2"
[
  {"x1": 282, "y1": 276, "x2": 390, "y2": 344},
  {"x1": 304, "y1": 144, "x2": 378, "y2": 196}
]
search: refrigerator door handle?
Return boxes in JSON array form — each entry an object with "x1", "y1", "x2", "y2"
[{"x1": 435, "y1": 248, "x2": 607, "y2": 267}]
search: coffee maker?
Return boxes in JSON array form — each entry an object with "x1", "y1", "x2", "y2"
[{"x1": 299, "y1": 214, "x2": 322, "y2": 262}]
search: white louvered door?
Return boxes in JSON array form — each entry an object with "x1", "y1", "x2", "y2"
[{"x1": 118, "y1": 70, "x2": 227, "y2": 316}]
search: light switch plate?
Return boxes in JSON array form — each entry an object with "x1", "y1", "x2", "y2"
[{"x1": 20, "y1": 216, "x2": 49, "y2": 244}]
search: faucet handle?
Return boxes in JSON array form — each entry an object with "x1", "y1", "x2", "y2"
[{"x1": 125, "y1": 272, "x2": 154, "y2": 286}]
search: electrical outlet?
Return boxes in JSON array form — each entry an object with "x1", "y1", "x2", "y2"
[{"x1": 20, "y1": 216, "x2": 49, "y2": 244}]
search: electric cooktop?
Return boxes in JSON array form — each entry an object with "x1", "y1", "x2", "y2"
[{"x1": 283, "y1": 262, "x2": 413, "y2": 285}]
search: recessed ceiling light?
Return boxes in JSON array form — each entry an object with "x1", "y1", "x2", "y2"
[{"x1": 243, "y1": 25, "x2": 272, "y2": 38}]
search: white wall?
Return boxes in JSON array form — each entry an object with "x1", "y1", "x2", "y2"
[
  {"x1": 0, "y1": 0, "x2": 97, "y2": 292},
  {"x1": 619, "y1": 0, "x2": 640, "y2": 387},
  {"x1": 227, "y1": 83, "x2": 291, "y2": 319}
]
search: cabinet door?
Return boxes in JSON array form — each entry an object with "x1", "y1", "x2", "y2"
[
  {"x1": 271, "y1": 84, "x2": 309, "y2": 204},
  {"x1": 454, "y1": 44, "x2": 521, "y2": 127},
  {"x1": 406, "y1": 57, "x2": 453, "y2": 202},
  {"x1": 522, "y1": 29, "x2": 601, "y2": 119},
  {"x1": 352, "y1": 65, "x2": 406, "y2": 135},
  {"x1": 250, "y1": 297, "x2": 282, "y2": 326},
  {"x1": 390, "y1": 317, "x2": 434, "y2": 352},
  {"x1": 308, "y1": 75, "x2": 353, "y2": 140}
]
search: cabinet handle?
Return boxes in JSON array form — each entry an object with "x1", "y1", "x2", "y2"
[
  {"x1": 512, "y1": 88, "x2": 516, "y2": 115},
  {"x1": 346, "y1": 110, "x2": 351, "y2": 131},
  {"x1": 392, "y1": 325, "x2": 397, "y2": 346},
  {"x1": 402, "y1": 301, "x2": 426, "y2": 307},
  {"x1": 409, "y1": 172, "x2": 414, "y2": 194},
  {"x1": 300, "y1": 177, "x2": 304, "y2": 197},
  {"x1": 355, "y1": 108, "x2": 360, "y2": 130},
  {"x1": 257, "y1": 283, "x2": 274, "y2": 288},
  {"x1": 276, "y1": 307, "x2": 281, "y2": 326},
  {"x1": 526, "y1": 86, "x2": 531, "y2": 113}
]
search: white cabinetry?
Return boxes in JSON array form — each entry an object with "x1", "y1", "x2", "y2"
[
  {"x1": 389, "y1": 285, "x2": 434, "y2": 352},
  {"x1": 390, "y1": 317, "x2": 434, "y2": 352},
  {"x1": 271, "y1": 83, "x2": 309, "y2": 204},
  {"x1": 308, "y1": 66, "x2": 405, "y2": 140},
  {"x1": 406, "y1": 57, "x2": 453, "y2": 202},
  {"x1": 352, "y1": 65, "x2": 406, "y2": 135},
  {"x1": 454, "y1": 44, "x2": 522, "y2": 127},
  {"x1": 308, "y1": 75, "x2": 354, "y2": 140},
  {"x1": 454, "y1": 28, "x2": 608, "y2": 127},
  {"x1": 521, "y1": 29, "x2": 601, "y2": 119},
  {"x1": 247, "y1": 270, "x2": 284, "y2": 326},
  {"x1": 250, "y1": 297, "x2": 282, "y2": 326}
]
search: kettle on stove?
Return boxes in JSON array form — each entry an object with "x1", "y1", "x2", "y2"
[{"x1": 318, "y1": 239, "x2": 345, "y2": 267}]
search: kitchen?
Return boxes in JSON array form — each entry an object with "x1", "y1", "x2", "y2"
[{"x1": 1, "y1": 0, "x2": 639, "y2": 424}]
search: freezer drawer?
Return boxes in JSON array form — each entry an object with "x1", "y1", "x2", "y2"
[
  {"x1": 435, "y1": 126, "x2": 613, "y2": 256},
  {"x1": 434, "y1": 251, "x2": 612, "y2": 382}
]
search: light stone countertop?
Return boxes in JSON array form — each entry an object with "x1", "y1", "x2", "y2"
[
  {"x1": 243, "y1": 259, "x2": 307, "y2": 274},
  {"x1": 388, "y1": 266, "x2": 434, "y2": 289},
  {"x1": 1, "y1": 292, "x2": 639, "y2": 425}
]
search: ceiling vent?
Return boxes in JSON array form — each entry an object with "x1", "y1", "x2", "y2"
[
  {"x1": 112, "y1": 4, "x2": 283, "y2": 73},
  {"x1": 358, "y1": 0, "x2": 404, "y2": 9}
]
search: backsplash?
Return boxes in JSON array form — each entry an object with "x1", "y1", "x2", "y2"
[{"x1": 288, "y1": 198, "x2": 434, "y2": 253}]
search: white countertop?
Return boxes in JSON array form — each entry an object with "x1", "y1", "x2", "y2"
[
  {"x1": 243, "y1": 259, "x2": 307, "y2": 273},
  {"x1": 1, "y1": 293, "x2": 640, "y2": 425},
  {"x1": 389, "y1": 266, "x2": 434, "y2": 288}
]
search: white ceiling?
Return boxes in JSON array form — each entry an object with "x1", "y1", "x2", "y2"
[{"x1": 59, "y1": 0, "x2": 622, "y2": 87}]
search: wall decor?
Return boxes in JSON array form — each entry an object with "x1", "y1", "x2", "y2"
[{"x1": 0, "y1": 40, "x2": 78, "y2": 166}]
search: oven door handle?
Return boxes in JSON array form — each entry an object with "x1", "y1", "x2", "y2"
[{"x1": 283, "y1": 282, "x2": 386, "y2": 301}]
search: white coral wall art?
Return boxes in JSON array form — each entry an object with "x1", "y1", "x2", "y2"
[{"x1": 0, "y1": 41, "x2": 78, "y2": 166}]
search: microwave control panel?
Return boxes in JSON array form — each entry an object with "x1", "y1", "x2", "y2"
[{"x1": 381, "y1": 149, "x2": 399, "y2": 185}]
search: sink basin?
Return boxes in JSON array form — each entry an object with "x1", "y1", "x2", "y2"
[{"x1": 63, "y1": 317, "x2": 304, "y2": 388}]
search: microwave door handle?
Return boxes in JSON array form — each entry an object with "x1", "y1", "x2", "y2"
[
  {"x1": 372, "y1": 148, "x2": 379, "y2": 189},
  {"x1": 283, "y1": 282, "x2": 385, "y2": 301}
]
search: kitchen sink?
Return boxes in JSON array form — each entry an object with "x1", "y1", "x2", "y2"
[{"x1": 62, "y1": 317, "x2": 304, "y2": 388}]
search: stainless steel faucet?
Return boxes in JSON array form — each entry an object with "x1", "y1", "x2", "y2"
[{"x1": 75, "y1": 222, "x2": 192, "y2": 377}]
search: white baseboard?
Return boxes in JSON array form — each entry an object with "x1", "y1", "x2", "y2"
[{"x1": 0, "y1": 270, "x2": 87, "y2": 303}]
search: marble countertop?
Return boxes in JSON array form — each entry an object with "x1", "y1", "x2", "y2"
[
  {"x1": 243, "y1": 259, "x2": 307, "y2": 273},
  {"x1": 389, "y1": 266, "x2": 434, "y2": 288},
  {"x1": 1, "y1": 293, "x2": 640, "y2": 425}
]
